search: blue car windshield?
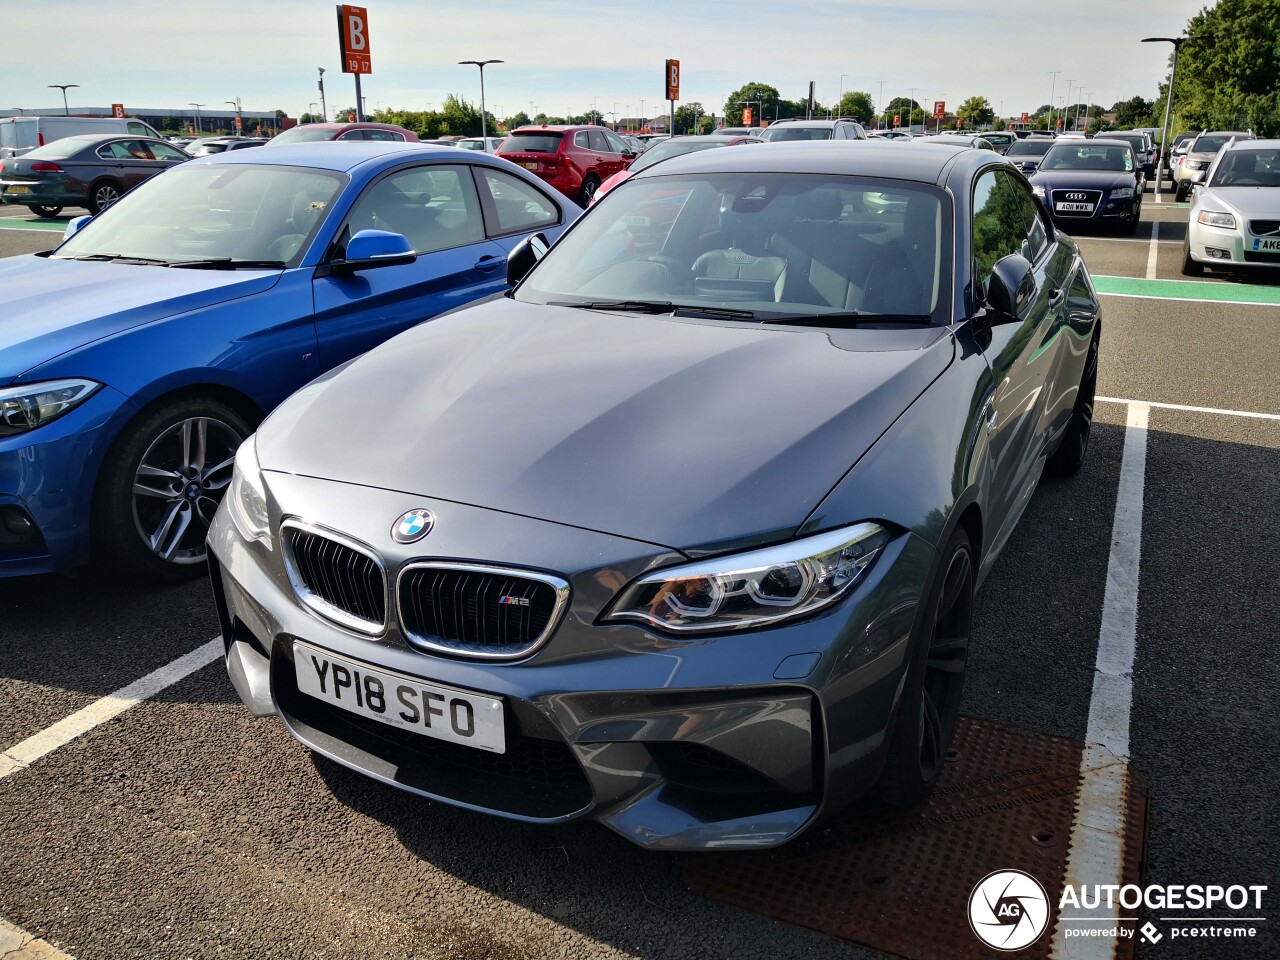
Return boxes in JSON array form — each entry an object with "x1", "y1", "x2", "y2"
[
  {"x1": 54, "y1": 163, "x2": 347, "y2": 267},
  {"x1": 1041, "y1": 145, "x2": 1134, "y2": 172},
  {"x1": 518, "y1": 172, "x2": 950, "y2": 323}
]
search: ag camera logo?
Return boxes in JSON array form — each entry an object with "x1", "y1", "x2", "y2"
[{"x1": 969, "y1": 869, "x2": 1050, "y2": 951}]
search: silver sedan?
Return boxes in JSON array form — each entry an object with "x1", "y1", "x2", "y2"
[{"x1": 1182, "y1": 139, "x2": 1280, "y2": 275}]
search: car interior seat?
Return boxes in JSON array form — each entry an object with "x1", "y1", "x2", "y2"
[{"x1": 692, "y1": 205, "x2": 787, "y2": 302}]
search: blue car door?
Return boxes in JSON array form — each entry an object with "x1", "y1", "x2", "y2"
[{"x1": 311, "y1": 162, "x2": 510, "y2": 367}]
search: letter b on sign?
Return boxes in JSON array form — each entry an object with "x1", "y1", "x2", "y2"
[{"x1": 347, "y1": 13, "x2": 366, "y2": 50}]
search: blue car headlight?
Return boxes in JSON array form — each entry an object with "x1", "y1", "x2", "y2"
[
  {"x1": 602, "y1": 523, "x2": 889, "y2": 634},
  {"x1": 1111, "y1": 186, "x2": 1135, "y2": 199},
  {"x1": 0, "y1": 378, "x2": 101, "y2": 436}
]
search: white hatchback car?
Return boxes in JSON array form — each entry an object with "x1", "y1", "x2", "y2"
[{"x1": 1183, "y1": 139, "x2": 1280, "y2": 275}]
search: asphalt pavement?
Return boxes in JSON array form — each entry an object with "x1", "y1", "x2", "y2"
[{"x1": 0, "y1": 185, "x2": 1276, "y2": 960}]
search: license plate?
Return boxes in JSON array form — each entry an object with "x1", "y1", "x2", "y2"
[
  {"x1": 1055, "y1": 201, "x2": 1094, "y2": 213},
  {"x1": 293, "y1": 642, "x2": 506, "y2": 753},
  {"x1": 6, "y1": 185, "x2": 29, "y2": 195},
  {"x1": 520, "y1": 162, "x2": 538, "y2": 170},
  {"x1": 1252, "y1": 238, "x2": 1280, "y2": 251}
]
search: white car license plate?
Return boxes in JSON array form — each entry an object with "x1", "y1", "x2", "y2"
[
  {"x1": 293, "y1": 642, "x2": 506, "y2": 753},
  {"x1": 1055, "y1": 201, "x2": 1093, "y2": 213},
  {"x1": 6, "y1": 185, "x2": 29, "y2": 195},
  {"x1": 1252, "y1": 238, "x2": 1280, "y2": 252}
]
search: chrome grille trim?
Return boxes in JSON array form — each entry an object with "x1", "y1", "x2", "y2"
[
  {"x1": 395, "y1": 561, "x2": 570, "y2": 661},
  {"x1": 280, "y1": 519, "x2": 387, "y2": 636}
]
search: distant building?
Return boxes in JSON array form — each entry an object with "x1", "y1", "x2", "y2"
[{"x1": 0, "y1": 105, "x2": 288, "y2": 136}]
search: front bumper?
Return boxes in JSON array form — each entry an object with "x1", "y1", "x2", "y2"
[
  {"x1": 208, "y1": 469, "x2": 934, "y2": 850},
  {"x1": 1186, "y1": 219, "x2": 1280, "y2": 268}
]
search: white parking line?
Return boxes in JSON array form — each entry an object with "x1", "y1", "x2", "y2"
[
  {"x1": 1048, "y1": 401, "x2": 1149, "y2": 959},
  {"x1": 0, "y1": 638, "x2": 222, "y2": 780},
  {"x1": 1145, "y1": 221, "x2": 1160, "y2": 279},
  {"x1": 1097, "y1": 396, "x2": 1280, "y2": 421}
]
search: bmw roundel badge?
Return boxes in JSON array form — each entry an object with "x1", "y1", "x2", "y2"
[{"x1": 392, "y1": 509, "x2": 435, "y2": 544}]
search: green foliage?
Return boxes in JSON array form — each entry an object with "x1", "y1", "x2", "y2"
[
  {"x1": 724, "y1": 82, "x2": 782, "y2": 125},
  {"x1": 504, "y1": 110, "x2": 531, "y2": 130},
  {"x1": 837, "y1": 91, "x2": 875, "y2": 122},
  {"x1": 298, "y1": 113, "x2": 325, "y2": 125},
  {"x1": 885, "y1": 97, "x2": 925, "y2": 126},
  {"x1": 370, "y1": 95, "x2": 494, "y2": 139},
  {"x1": 957, "y1": 96, "x2": 995, "y2": 127},
  {"x1": 674, "y1": 102, "x2": 706, "y2": 134},
  {"x1": 1112, "y1": 95, "x2": 1157, "y2": 128},
  {"x1": 1171, "y1": 0, "x2": 1280, "y2": 136}
]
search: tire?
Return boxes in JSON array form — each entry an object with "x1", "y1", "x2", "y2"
[
  {"x1": 1181, "y1": 238, "x2": 1205, "y2": 277},
  {"x1": 873, "y1": 525, "x2": 974, "y2": 806},
  {"x1": 1046, "y1": 332, "x2": 1098, "y2": 477},
  {"x1": 28, "y1": 204, "x2": 63, "y2": 218},
  {"x1": 92, "y1": 397, "x2": 252, "y2": 582},
  {"x1": 577, "y1": 175, "x2": 600, "y2": 208},
  {"x1": 1174, "y1": 182, "x2": 1189, "y2": 204},
  {"x1": 1123, "y1": 212, "x2": 1140, "y2": 236},
  {"x1": 87, "y1": 179, "x2": 123, "y2": 215}
]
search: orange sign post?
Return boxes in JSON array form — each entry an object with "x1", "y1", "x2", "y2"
[
  {"x1": 665, "y1": 58, "x2": 679, "y2": 135},
  {"x1": 337, "y1": 4, "x2": 372, "y2": 121},
  {"x1": 742, "y1": 106, "x2": 753, "y2": 126}
]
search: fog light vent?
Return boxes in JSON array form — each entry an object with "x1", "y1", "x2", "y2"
[
  {"x1": 0, "y1": 505, "x2": 43, "y2": 549},
  {"x1": 1206, "y1": 247, "x2": 1231, "y2": 260}
]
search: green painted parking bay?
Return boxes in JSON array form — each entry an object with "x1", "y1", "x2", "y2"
[
  {"x1": 0, "y1": 217, "x2": 65, "y2": 233},
  {"x1": 1093, "y1": 275, "x2": 1280, "y2": 306}
]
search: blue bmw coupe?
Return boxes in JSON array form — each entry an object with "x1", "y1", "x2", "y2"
[{"x1": 0, "y1": 142, "x2": 576, "y2": 579}]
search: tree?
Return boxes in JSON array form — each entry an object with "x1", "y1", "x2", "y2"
[
  {"x1": 298, "y1": 113, "x2": 325, "y2": 125},
  {"x1": 956, "y1": 96, "x2": 995, "y2": 128},
  {"x1": 885, "y1": 97, "x2": 924, "y2": 126},
  {"x1": 1168, "y1": 0, "x2": 1280, "y2": 136},
  {"x1": 724, "y1": 82, "x2": 783, "y2": 125},
  {"x1": 674, "y1": 102, "x2": 706, "y2": 134},
  {"x1": 1112, "y1": 95, "x2": 1156, "y2": 129},
  {"x1": 837, "y1": 91, "x2": 875, "y2": 122},
  {"x1": 504, "y1": 110, "x2": 531, "y2": 130}
]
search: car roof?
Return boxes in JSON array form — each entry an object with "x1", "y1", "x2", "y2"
[
  {"x1": 298, "y1": 122, "x2": 412, "y2": 133},
  {"x1": 631, "y1": 140, "x2": 984, "y2": 185},
  {"x1": 511, "y1": 125, "x2": 593, "y2": 133},
  {"x1": 181, "y1": 141, "x2": 504, "y2": 173},
  {"x1": 1222, "y1": 137, "x2": 1280, "y2": 149}
]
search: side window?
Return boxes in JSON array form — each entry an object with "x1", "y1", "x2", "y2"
[
  {"x1": 337, "y1": 130, "x2": 366, "y2": 141},
  {"x1": 479, "y1": 168, "x2": 559, "y2": 234},
  {"x1": 603, "y1": 131, "x2": 629, "y2": 154},
  {"x1": 115, "y1": 139, "x2": 154, "y2": 160},
  {"x1": 366, "y1": 130, "x2": 403, "y2": 141},
  {"x1": 97, "y1": 142, "x2": 130, "y2": 160},
  {"x1": 972, "y1": 169, "x2": 1029, "y2": 293},
  {"x1": 343, "y1": 164, "x2": 484, "y2": 255},
  {"x1": 574, "y1": 131, "x2": 590, "y2": 149},
  {"x1": 127, "y1": 122, "x2": 150, "y2": 136},
  {"x1": 588, "y1": 130, "x2": 610, "y2": 152},
  {"x1": 149, "y1": 141, "x2": 190, "y2": 161},
  {"x1": 1006, "y1": 173, "x2": 1050, "y2": 263},
  {"x1": 833, "y1": 125, "x2": 847, "y2": 140}
]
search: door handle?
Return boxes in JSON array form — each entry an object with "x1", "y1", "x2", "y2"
[
  {"x1": 1047, "y1": 288, "x2": 1065, "y2": 309},
  {"x1": 474, "y1": 255, "x2": 506, "y2": 272}
]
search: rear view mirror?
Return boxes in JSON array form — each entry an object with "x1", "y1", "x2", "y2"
[
  {"x1": 323, "y1": 229, "x2": 416, "y2": 275},
  {"x1": 64, "y1": 215, "x2": 92, "y2": 241},
  {"x1": 984, "y1": 254, "x2": 1036, "y2": 321},
  {"x1": 506, "y1": 232, "x2": 549, "y2": 286}
]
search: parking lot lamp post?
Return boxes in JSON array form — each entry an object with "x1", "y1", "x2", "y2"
[
  {"x1": 1063, "y1": 80, "x2": 1075, "y2": 130},
  {"x1": 1143, "y1": 35, "x2": 1202, "y2": 199},
  {"x1": 189, "y1": 102, "x2": 204, "y2": 136},
  {"x1": 458, "y1": 60, "x2": 502, "y2": 140},
  {"x1": 48, "y1": 84, "x2": 79, "y2": 116},
  {"x1": 1047, "y1": 71, "x2": 1061, "y2": 132},
  {"x1": 639, "y1": 99, "x2": 645, "y2": 129},
  {"x1": 317, "y1": 67, "x2": 328, "y2": 123},
  {"x1": 308, "y1": 102, "x2": 318, "y2": 122}
]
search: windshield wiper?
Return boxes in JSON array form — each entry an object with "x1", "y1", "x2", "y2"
[
  {"x1": 67, "y1": 253, "x2": 173, "y2": 266},
  {"x1": 672, "y1": 305, "x2": 755, "y2": 320},
  {"x1": 550, "y1": 299, "x2": 675, "y2": 314},
  {"x1": 169, "y1": 258, "x2": 287, "y2": 270},
  {"x1": 761, "y1": 312, "x2": 933, "y2": 328}
]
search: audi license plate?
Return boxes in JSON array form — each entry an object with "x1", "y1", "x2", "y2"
[
  {"x1": 1056, "y1": 201, "x2": 1093, "y2": 213},
  {"x1": 1252, "y1": 238, "x2": 1280, "y2": 252},
  {"x1": 293, "y1": 642, "x2": 506, "y2": 753}
]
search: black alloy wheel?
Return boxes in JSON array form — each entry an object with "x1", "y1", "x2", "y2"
[
  {"x1": 1046, "y1": 333, "x2": 1098, "y2": 477},
  {"x1": 28, "y1": 204, "x2": 63, "y2": 218},
  {"x1": 88, "y1": 180, "x2": 123, "y2": 215},
  {"x1": 1181, "y1": 237, "x2": 1205, "y2": 277},
  {"x1": 578, "y1": 175, "x2": 600, "y2": 207}
]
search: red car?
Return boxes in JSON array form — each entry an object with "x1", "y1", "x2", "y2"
[
  {"x1": 496, "y1": 125, "x2": 635, "y2": 206},
  {"x1": 269, "y1": 122, "x2": 419, "y2": 145}
]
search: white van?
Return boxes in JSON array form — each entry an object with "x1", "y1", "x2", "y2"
[{"x1": 0, "y1": 116, "x2": 164, "y2": 159}]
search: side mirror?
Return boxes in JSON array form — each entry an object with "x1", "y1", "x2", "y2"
[
  {"x1": 984, "y1": 253, "x2": 1036, "y2": 321},
  {"x1": 506, "y1": 232, "x2": 549, "y2": 286},
  {"x1": 64, "y1": 215, "x2": 93, "y2": 241},
  {"x1": 324, "y1": 229, "x2": 416, "y2": 275}
]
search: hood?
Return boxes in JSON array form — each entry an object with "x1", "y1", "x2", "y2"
[
  {"x1": 257, "y1": 299, "x2": 954, "y2": 554},
  {"x1": 0, "y1": 256, "x2": 282, "y2": 381},
  {"x1": 1030, "y1": 170, "x2": 1138, "y2": 190},
  {"x1": 1202, "y1": 187, "x2": 1280, "y2": 219}
]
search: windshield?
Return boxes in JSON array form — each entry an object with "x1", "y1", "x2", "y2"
[
  {"x1": 516, "y1": 172, "x2": 950, "y2": 323},
  {"x1": 1192, "y1": 136, "x2": 1233, "y2": 154},
  {"x1": 1042, "y1": 144, "x2": 1134, "y2": 172},
  {"x1": 1209, "y1": 148, "x2": 1280, "y2": 187},
  {"x1": 190, "y1": 141, "x2": 230, "y2": 156},
  {"x1": 54, "y1": 163, "x2": 346, "y2": 267},
  {"x1": 629, "y1": 139, "x2": 732, "y2": 174},
  {"x1": 498, "y1": 133, "x2": 562, "y2": 154},
  {"x1": 270, "y1": 126, "x2": 339, "y2": 144},
  {"x1": 764, "y1": 127, "x2": 833, "y2": 142},
  {"x1": 1007, "y1": 140, "x2": 1053, "y2": 157}
]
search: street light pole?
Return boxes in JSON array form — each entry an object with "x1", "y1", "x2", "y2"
[
  {"x1": 838, "y1": 74, "x2": 850, "y2": 116},
  {"x1": 1143, "y1": 35, "x2": 1203, "y2": 198},
  {"x1": 317, "y1": 68, "x2": 328, "y2": 123},
  {"x1": 48, "y1": 84, "x2": 79, "y2": 116},
  {"x1": 308, "y1": 102, "x2": 318, "y2": 122},
  {"x1": 1047, "y1": 71, "x2": 1061, "y2": 132},
  {"x1": 1064, "y1": 79, "x2": 1075, "y2": 130},
  {"x1": 189, "y1": 102, "x2": 205, "y2": 136},
  {"x1": 459, "y1": 59, "x2": 502, "y2": 139}
]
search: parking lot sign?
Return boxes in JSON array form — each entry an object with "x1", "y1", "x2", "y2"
[
  {"x1": 665, "y1": 59, "x2": 680, "y2": 100},
  {"x1": 933, "y1": 101, "x2": 945, "y2": 119},
  {"x1": 111, "y1": 103, "x2": 125, "y2": 118},
  {"x1": 337, "y1": 4, "x2": 372, "y2": 74},
  {"x1": 894, "y1": 113, "x2": 900, "y2": 126}
]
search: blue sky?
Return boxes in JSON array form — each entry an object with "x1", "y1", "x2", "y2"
[{"x1": 2, "y1": 0, "x2": 1210, "y2": 121}]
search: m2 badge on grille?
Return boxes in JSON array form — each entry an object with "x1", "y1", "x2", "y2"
[{"x1": 293, "y1": 642, "x2": 506, "y2": 753}]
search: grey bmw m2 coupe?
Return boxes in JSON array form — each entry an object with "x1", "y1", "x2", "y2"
[{"x1": 209, "y1": 141, "x2": 1101, "y2": 850}]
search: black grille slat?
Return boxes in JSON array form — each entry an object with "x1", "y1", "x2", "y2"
[
  {"x1": 399, "y1": 566, "x2": 562, "y2": 658},
  {"x1": 286, "y1": 527, "x2": 386, "y2": 628}
]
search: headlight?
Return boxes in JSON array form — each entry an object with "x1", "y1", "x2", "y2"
[
  {"x1": 602, "y1": 523, "x2": 889, "y2": 634},
  {"x1": 1031, "y1": 184, "x2": 1045, "y2": 197},
  {"x1": 0, "y1": 378, "x2": 101, "y2": 436},
  {"x1": 227, "y1": 437, "x2": 272, "y2": 548},
  {"x1": 1110, "y1": 187, "x2": 1134, "y2": 199},
  {"x1": 1197, "y1": 210, "x2": 1236, "y2": 228}
]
